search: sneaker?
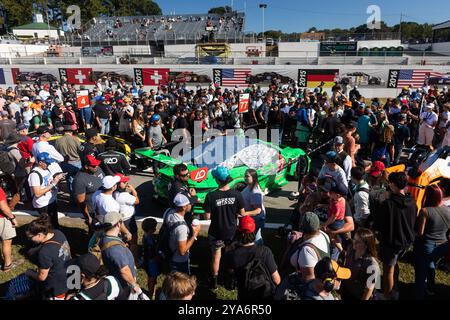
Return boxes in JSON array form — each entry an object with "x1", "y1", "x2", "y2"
[
  {"x1": 288, "y1": 191, "x2": 300, "y2": 200},
  {"x1": 2, "y1": 259, "x2": 24, "y2": 272},
  {"x1": 209, "y1": 276, "x2": 218, "y2": 290},
  {"x1": 142, "y1": 167, "x2": 154, "y2": 173}
]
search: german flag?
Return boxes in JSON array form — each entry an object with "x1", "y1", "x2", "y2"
[{"x1": 306, "y1": 69, "x2": 339, "y2": 88}]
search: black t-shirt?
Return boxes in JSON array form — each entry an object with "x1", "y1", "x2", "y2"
[
  {"x1": 73, "y1": 168, "x2": 104, "y2": 211},
  {"x1": 167, "y1": 179, "x2": 198, "y2": 205},
  {"x1": 205, "y1": 189, "x2": 244, "y2": 241},
  {"x1": 97, "y1": 151, "x2": 131, "y2": 176},
  {"x1": 393, "y1": 123, "x2": 410, "y2": 146},
  {"x1": 175, "y1": 117, "x2": 188, "y2": 129},
  {"x1": 94, "y1": 103, "x2": 111, "y2": 119},
  {"x1": 37, "y1": 230, "x2": 72, "y2": 297},
  {"x1": 79, "y1": 142, "x2": 105, "y2": 159},
  {"x1": 225, "y1": 245, "x2": 278, "y2": 299}
]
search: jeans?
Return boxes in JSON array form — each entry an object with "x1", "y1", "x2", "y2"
[
  {"x1": 60, "y1": 161, "x2": 82, "y2": 202},
  {"x1": 80, "y1": 107, "x2": 93, "y2": 127},
  {"x1": 99, "y1": 118, "x2": 110, "y2": 135},
  {"x1": 253, "y1": 214, "x2": 265, "y2": 245},
  {"x1": 414, "y1": 239, "x2": 448, "y2": 300}
]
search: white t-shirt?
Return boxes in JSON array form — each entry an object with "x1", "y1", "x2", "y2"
[
  {"x1": 32, "y1": 141, "x2": 64, "y2": 163},
  {"x1": 28, "y1": 166, "x2": 57, "y2": 208},
  {"x1": 113, "y1": 191, "x2": 136, "y2": 221},
  {"x1": 290, "y1": 231, "x2": 330, "y2": 269},
  {"x1": 39, "y1": 90, "x2": 51, "y2": 101},
  {"x1": 92, "y1": 191, "x2": 120, "y2": 217}
]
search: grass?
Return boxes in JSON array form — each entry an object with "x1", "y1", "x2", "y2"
[{"x1": 1, "y1": 216, "x2": 450, "y2": 300}]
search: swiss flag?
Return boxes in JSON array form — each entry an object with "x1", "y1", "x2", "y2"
[
  {"x1": 65, "y1": 68, "x2": 94, "y2": 85},
  {"x1": 142, "y1": 68, "x2": 170, "y2": 86}
]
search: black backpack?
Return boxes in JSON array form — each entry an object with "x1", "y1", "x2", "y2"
[
  {"x1": 240, "y1": 246, "x2": 275, "y2": 300},
  {"x1": 274, "y1": 272, "x2": 308, "y2": 300},
  {"x1": 156, "y1": 209, "x2": 188, "y2": 262},
  {"x1": 0, "y1": 146, "x2": 16, "y2": 175}
]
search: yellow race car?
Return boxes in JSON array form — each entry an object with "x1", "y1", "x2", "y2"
[
  {"x1": 385, "y1": 145, "x2": 450, "y2": 213},
  {"x1": 37, "y1": 132, "x2": 133, "y2": 158}
]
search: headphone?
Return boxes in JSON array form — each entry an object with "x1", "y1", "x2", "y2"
[{"x1": 316, "y1": 257, "x2": 337, "y2": 293}]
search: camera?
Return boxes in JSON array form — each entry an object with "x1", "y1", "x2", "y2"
[{"x1": 277, "y1": 224, "x2": 292, "y2": 239}]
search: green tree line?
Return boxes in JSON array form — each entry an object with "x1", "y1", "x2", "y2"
[{"x1": 3, "y1": 0, "x2": 161, "y2": 29}]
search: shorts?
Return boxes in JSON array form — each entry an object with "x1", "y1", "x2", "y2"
[
  {"x1": 327, "y1": 219, "x2": 345, "y2": 231},
  {"x1": 0, "y1": 218, "x2": 16, "y2": 240},
  {"x1": 123, "y1": 215, "x2": 138, "y2": 234},
  {"x1": 145, "y1": 260, "x2": 160, "y2": 278},
  {"x1": 379, "y1": 244, "x2": 408, "y2": 267},
  {"x1": 208, "y1": 235, "x2": 227, "y2": 251}
]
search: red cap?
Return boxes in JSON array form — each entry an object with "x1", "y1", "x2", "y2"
[
  {"x1": 115, "y1": 173, "x2": 130, "y2": 183},
  {"x1": 238, "y1": 216, "x2": 256, "y2": 234},
  {"x1": 85, "y1": 155, "x2": 101, "y2": 167},
  {"x1": 370, "y1": 161, "x2": 385, "y2": 177},
  {"x1": 219, "y1": 96, "x2": 224, "y2": 101}
]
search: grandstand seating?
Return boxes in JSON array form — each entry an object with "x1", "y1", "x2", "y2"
[{"x1": 75, "y1": 13, "x2": 245, "y2": 45}]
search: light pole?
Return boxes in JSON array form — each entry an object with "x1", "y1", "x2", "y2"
[{"x1": 259, "y1": 4, "x2": 267, "y2": 39}]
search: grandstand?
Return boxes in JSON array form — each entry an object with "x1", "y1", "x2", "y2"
[{"x1": 67, "y1": 12, "x2": 245, "y2": 47}]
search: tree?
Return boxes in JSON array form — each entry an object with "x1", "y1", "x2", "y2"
[
  {"x1": 208, "y1": 6, "x2": 232, "y2": 14},
  {"x1": 307, "y1": 27, "x2": 318, "y2": 33}
]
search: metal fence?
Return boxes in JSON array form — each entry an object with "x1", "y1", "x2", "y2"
[{"x1": 2, "y1": 51, "x2": 450, "y2": 66}]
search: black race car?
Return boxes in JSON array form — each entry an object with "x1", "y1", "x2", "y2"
[
  {"x1": 16, "y1": 72, "x2": 57, "y2": 83},
  {"x1": 247, "y1": 72, "x2": 295, "y2": 85},
  {"x1": 90, "y1": 71, "x2": 133, "y2": 83},
  {"x1": 169, "y1": 71, "x2": 212, "y2": 83},
  {"x1": 428, "y1": 73, "x2": 450, "y2": 85},
  {"x1": 339, "y1": 72, "x2": 383, "y2": 87}
]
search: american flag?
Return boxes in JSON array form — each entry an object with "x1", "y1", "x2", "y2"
[
  {"x1": 221, "y1": 68, "x2": 251, "y2": 86},
  {"x1": 397, "y1": 70, "x2": 444, "y2": 88}
]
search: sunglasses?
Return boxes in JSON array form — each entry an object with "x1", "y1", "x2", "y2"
[{"x1": 179, "y1": 173, "x2": 189, "y2": 177}]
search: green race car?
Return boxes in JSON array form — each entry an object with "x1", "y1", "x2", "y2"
[{"x1": 134, "y1": 136, "x2": 310, "y2": 215}]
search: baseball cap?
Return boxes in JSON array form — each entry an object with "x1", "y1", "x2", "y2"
[
  {"x1": 16, "y1": 123, "x2": 28, "y2": 131},
  {"x1": 315, "y1": 257, "x2": 351, "y2": 280},
  {"x1": 63, "y1": 124, "x2": 74, "y2": 131},
  {"x1": 36, "y1": 152, "x2": 54, "y2": 164},
  {"x1": 212, "y1": 166, "x2": 231, "y2": 183},
  {"x1": 317, "y1": 177, "x2": 334, "y2": 193},
  {"x1": 322, "y1": 151, "x2": 338, "y2": 163},
  {"x1": 84, "y1": 155, "x2": 101, "y2": 167},
  {"x1": 105, "y1": 137, "x2": 117, "y2": 149},
  {"x1": 85, "y1": 128, "x2": 99, "y2": 140},
  {"x1": 173, "y1": 193, "x2": 191, "y2": 207},
  {"x1": 102, "y1": 176, "x2": 120, "y2": 189},
  {"x1": 348, "y1": 121, "x2": 358, "y2": 128},
  {"x1": 73, "y1": 253, "x2": 101, "y2": 278},
  {"x1": 238, "y1": 215, "x2": 256, "y2": 234},
  {"x1": 115, "y1": 173, "x2": 130, "y2": 183},
  {"x1": 54, "y1": 98, "x2": 63, "y2": 105},
  {"x1": 1, "y1": 110, "x2": 8, "y2": 117},
  {"x1": 102, "y1": 211, "x2": 122, "y2": 226},
  {"x1": 425, "y1": 103, "x2": 435, "y2": 110},
  {"x1": 21, "y1": 96, "x2": 30, "y2": 101},
  {"x1": 333, "y1": 136, "x2": 344, "y2": 145},
  {"x1": 36, "y1": 126, "x2": 51, "y2": 135},
  {"x1": 330, "y1": 182, "x2": 348, "y2": 196},
  {"x1": 300, "y1": 212, "x2": 321, "y2": 234},
  {"x1": 344, "y1": 101, "x2": 352, "y2": 107},
  {"x1": 370, "y1": 161, "x2": 385, "y2": 177}
]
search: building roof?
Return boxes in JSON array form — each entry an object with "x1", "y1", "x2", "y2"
[
  {"x1": 433, "y1": 20, "x2": 450, "y2": 31},
  {"x1": 13, "y1": 22, "x2": 59, "y2": 31}
]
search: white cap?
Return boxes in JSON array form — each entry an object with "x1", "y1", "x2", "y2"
[
  {"x1": 65, "y1": 102, "x2": 72, "y2": 106},
  {"x1": 426, "y1": 103, "x2": 435, "y2": 110},
  {"x1": 102, "y1": 175, "x2": 120, "y2": 189},
  {"x1": 173, "y1": 193, "x2": 190, "y2": 207},
  {"x1": 21, "y1": 96, "x2": 30, "y2": 101},
  {"x1": 282, "y1": 98, "x2": 288, "y2": 104}
]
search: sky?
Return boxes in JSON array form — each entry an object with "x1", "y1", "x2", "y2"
[{"x1": 156, "y1": 0, "x2": 450, "y2": 33}]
